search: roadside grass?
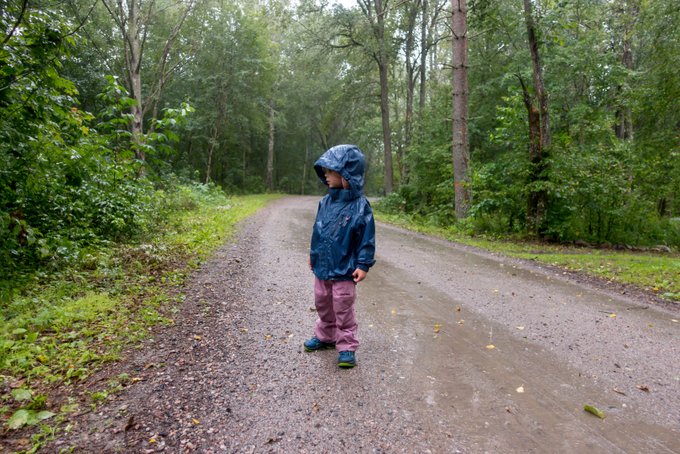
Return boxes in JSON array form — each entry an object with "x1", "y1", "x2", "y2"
[
  {"x1": 375, "y1": 212, "x2": 680, "y2": 303},
  {"x1": 0, "y1": 190, "x2": 279, "y2": 447}
]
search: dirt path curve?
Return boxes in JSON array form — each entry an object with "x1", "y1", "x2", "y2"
[{"x1": 49, "y1": 196, "x2": 679, "y2": 453}]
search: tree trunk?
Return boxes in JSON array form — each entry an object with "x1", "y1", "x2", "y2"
[
  {"x1": 119, "y1": 0, "x2": 145, "y2": 169},
  {"x1": 266, "y1": 101, "x2": 275, "y2": 192},
  {"x1": 451, "y1": 0, "x2": 470, "y2": 219},
  {"x1": 615, "y1": 0, "x2": 637, "y2": 140},
  {"x1": 302, "y1": 142, "x2": 310, "y2": 195},
  {"x1": 518, "y1": 76, "x2": 546, "y2": 234},
  {"x1": 524, "y1": 0, "x2": 550, "y2": 150},
  {"x1": 523, "y1": 0, "x2": 550, "y2": 235},
  {"x1": 418, "y1": 0, "x2": 428, "y2": 113},
  {"x1": 375, "y1": 0, "x2": 394, "y2": 194},
  {"x1": 404, "y1": 0, "x2": 419, "y2": 149},
  {"x1": 205, "y1": 124, "x2": 218, "y2": 184}
]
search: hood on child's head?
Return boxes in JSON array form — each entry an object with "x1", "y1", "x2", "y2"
[{"x1": 314, "y1": 144, "x2": 366, "y2": 196}]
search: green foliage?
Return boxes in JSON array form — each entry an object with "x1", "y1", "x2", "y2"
[{"x1": 1, "y1": 189, "x2": 276, "y2": 435}]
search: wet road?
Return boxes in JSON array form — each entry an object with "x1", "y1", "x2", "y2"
[
  {"x1": 46, "y1": 195, "x2": 680, "y2": 453},
  {"x1": 276, "y1": 196, "x2": 680, "y2": 452}
]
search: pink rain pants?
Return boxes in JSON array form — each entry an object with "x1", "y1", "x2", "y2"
[{"x1": 313, "y1": 277, "x2": 359, "y2": 352}]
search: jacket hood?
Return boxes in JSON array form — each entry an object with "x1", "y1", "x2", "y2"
[{"x1": 314, "y1": 144, "x2": 366, "y2": 197}]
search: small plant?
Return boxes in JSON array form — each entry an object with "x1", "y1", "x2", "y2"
[{"x1": 5, "y1": 388, "x2": 55, "y2": 430}]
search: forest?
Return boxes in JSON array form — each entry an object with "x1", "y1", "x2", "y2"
[{"x1": 2, "y1": 0, "x2": 679, "y2": 296}]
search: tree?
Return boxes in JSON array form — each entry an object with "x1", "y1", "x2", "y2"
[
  {"x1": 522, "y1": 0, "x2": 550, "y2": 235},
  {"x1": 451, "y1": 0, "x2": 470, "y2": 219},
  {"x1": 358, "y1": 0, "x2": 395, "y2": 194},
  {"x1": 100, "y1": 0, "x2": 194, "y2": 171}
]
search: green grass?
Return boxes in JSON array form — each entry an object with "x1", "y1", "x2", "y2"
[
  {"x1": 0, "y1": 190, "x2": 279, "y2": 442},
  {"x1": 375, "y1": 212, "x2": 680, "y2": 303}
]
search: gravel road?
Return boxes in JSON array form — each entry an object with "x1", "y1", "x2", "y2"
[{"x1": 46, "y1": 196, "x2": 680, "y2": 453}]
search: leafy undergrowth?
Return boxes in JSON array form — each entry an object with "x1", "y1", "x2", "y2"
[
  {"x1": 0, "y1": 189, "x2": 279, "y2": 451},
  {"x1": 375, "y1": 212, "x2": 680, "y2": 304}
]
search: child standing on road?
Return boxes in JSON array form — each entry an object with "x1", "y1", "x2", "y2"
[{"x1": 304, "y1": 144, "x2": 376, "y2": 368}]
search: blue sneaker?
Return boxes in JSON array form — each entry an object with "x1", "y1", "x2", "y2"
[
  {"x1": 304, "y1": 337, "x2": 335, "y2": 352},
  {"x1": 337, "y1": 351, "x2": 356, "y2": 368}
]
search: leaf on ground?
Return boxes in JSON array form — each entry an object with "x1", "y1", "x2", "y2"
[
  {"x1": 391, "y1": 309, "x2": 397, "y2": 315},
  {"x1": 608, "y1": 313, "x2": 617, "y2": 318},
  {"x1": 36, "y1": 411, "x2": 54, "y2": 421},
  {"x1": 636, "y1": 384, "x2": 650, "y2": 392},
  {"x1": 516, "y1": 326, "x2": 525, "y2": 330},
  {"x1": 7, "y1": 410, "x2": 30, "y2": 430},
  {"x1": 456, "y1": 306, "x2": 461, "y2": 312},
  {"x1": 434, "y1": 323, "x2": 441, "y2": 333},
  {"x1": 672, "y1": 319, "x2": 678, "y2": 323},
  {"x1": 193, "y1": 335, "x2": 202, "y2": 340},
  {"x1": 11, "y1": 388, "x2": 32, "y2": 402},
  {"x1": 486, "y1": 344, "x2": 495, "y2": 350},
  {"x1": 457, "y1": 320, "x2": 465, "y2": 325},
  {"x1": 584, "y1": 405, "x2": 606, "y2": 419},
  {"x1": 613, "y1": 387, "x2": 626, "y2": 396},
  {"x1": 192, "y1": 418, "x2": 200, "y2": 425},
  {"x1": 239, "y1": 328, "x2": 248, "y2": 333},
  {"x1": 264, "y1": 334, "x2": 273, "y2": 340},
  {"x1": 516, "y1": 385, "x2": 525, "y2": 393}
]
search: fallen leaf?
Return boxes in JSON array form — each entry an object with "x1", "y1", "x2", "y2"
[
  {"x1": 613, "y1": 387, "x2": 626, "y2": 396},
  {"x1": 434, "y1": 323, "x2": 441, "y2": 333},
  {"x1": 457, "y1": 320, "x2": 465, "y2": 325},
  {"x1": 608, "y1": 313, "x2": 617, "y2": 318},
  {"x1": 516, "y1": 326, "x2": 525, "y2": 330},
  {"x1": 636, "y1": 384, "x2": 650, "y2": 392},
  {"x1": 456, "y1": 306, "x2": 462, "y2": 312},
  {"x1": 584, "y1": 405, "x2": 606, "y2": 419},
  {"x1": 516, "y1": 385, "x2": 524, "y2": 393},
  {"x1": 486, "y1": 344, "x2": 495, "y2": 350},
  {"x1": 193, "y1": 335, "x2": 202, "y2": 341},
  {"x1": 192, "y1": 418, "x2": 200, "y2": 425},
  {"x1": 391, "y1": 309, "x2": 397, "y2": 315},
  {"x1": 264, "y1": 334, "x2": 273, "y2": 340},
  {"x1": 149, "y1": 438, "x2": 157, "y2": 444},
  {"x1": 672, "y1": 319, "x2": 678, "y2": 323},
  {"x1": 239, "y1": 328, "x2": 248, "y2": 333}
]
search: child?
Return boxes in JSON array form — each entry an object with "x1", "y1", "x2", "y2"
[{"x1": 304, "y1": 144, "x2": 376, "y2": 368}]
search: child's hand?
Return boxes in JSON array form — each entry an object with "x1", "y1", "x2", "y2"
[{"x1": 352, "y1": 268, "x2": 367, "y2": 283}]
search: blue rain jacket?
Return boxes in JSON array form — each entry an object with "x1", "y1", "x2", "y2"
[{"x1": 310, "y1": 144, "x2": 376, "y2": 281}]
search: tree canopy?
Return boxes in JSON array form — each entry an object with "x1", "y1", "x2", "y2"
[{"x1": 2, "y1": 0, "x2": 679, "y2": 296}]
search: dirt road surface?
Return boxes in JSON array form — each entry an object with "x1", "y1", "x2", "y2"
[{"x1": 47, "y1": 196, "x2": 679, "y2": 453}]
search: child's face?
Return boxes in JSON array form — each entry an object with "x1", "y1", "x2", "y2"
[{"x1": 324, "y1": 168, "x2": 348, "y2": 189}]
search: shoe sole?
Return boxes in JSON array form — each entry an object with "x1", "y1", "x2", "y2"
[
  {"x1": 338, "y1": 362, "x2": 356, "y2": 368},
  {"x1": 304, "y1": 344, "x2": 335, "y2": 352}
]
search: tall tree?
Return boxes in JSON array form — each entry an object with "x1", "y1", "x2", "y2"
[
  {"x1": 101, "y1": 0, "x2": 194, "y2": 170},
  {"x1": 614, "y1": 0, "x2": 638, "y2": 141},
  {"x1": 523, "y1": 0, "x2": 550, "y2": 235},
  {"x1": 451, "y1": 0, "x2": 470, "y2": 218},
  {"x1": 359, "y1": 0, "x2": 394, "y2": 194}
]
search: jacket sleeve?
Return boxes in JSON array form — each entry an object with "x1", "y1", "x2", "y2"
[{"x1": 356, "y1": 201, "x2": 376, "y2": 272}]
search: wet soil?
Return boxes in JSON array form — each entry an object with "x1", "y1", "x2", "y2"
[{"x1": 37, "y1": 196, "x2": 680, "y2": 452}]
